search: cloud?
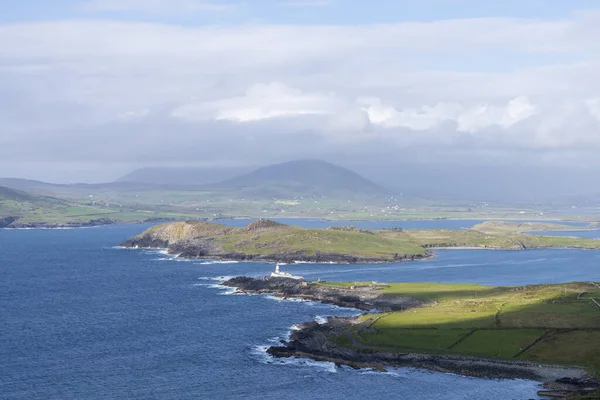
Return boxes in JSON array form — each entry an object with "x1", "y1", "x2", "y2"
[
  {"x1": 117, "y1": 109, "x2": 151, "y2": 120},
  {"x1": 280, "y1": 1, "x2": 330, "y2": 7},
  {"x1": 172, "y1": 82, "x2": 345, "y2": 122},
  {"x1": 79, "y1": 0, "x2": 234, "y2": 14},
  {"x1": 2, "y1": 12, "x2": 600, "y2": 181}
]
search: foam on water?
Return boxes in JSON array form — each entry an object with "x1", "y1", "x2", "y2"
[
  {"x1": 197, "y1": 275, "x2": 235, "y2": 282},
  {"x1": 251, "y1": 345, "x2": 338, "y2": 373},
  {"x1": 263, "y1": 294, "x2": 318, "y2": 306},
  {"x1": 314, "y1": 315, "x2": 328, "y2": 324},
  {"x1": 195, "y1": 260, "x2": 240, "y2": 264},
  {"x1": 217, "y1": 287, "x2": 239, "y2": 295},
  {"x1": 292, "y1": 260, "x2": 337, "y2": 264}
]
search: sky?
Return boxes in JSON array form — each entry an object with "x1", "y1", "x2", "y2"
[{"x1": 1, "y1": 0, "x2": 600, "y2": 188}]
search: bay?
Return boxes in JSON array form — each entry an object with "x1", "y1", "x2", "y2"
[{"x1": 2, "y1": 220, "x2": 598, "y2": 399}]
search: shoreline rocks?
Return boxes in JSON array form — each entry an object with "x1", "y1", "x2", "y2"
[{"x1": 225, "y1": 276, "x2": 597, "y2": 392}]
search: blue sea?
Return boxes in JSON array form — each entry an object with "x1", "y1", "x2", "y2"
[{"x1": 2, "y1": 219, "x2": 599, "y2": 400}]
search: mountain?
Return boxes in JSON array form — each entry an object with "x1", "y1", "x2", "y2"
[
  {"x1": 117, "y1": 166, "x2": 251, "y2": 186},
  {"x1": 212, "y1": 159, "x2": 388, "y2": 198}
]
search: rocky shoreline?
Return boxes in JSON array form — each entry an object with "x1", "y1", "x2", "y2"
[
  {"x1": 222, "y1": 276, "x2": 422, "y2": 311},
  {"x1": 223, "y1": 276, "x2": 599, "y2": 397}
]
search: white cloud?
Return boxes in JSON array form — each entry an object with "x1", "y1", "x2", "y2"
[
  {"x1": 360, "y1": 98, "x2": 463, "y2": 130},
  {"x1": 80, "y1": 0, "x2": 233, "y2": 14},
  {"x1": 117, "y1": 109, "x2": 151, "y2": 120},
  {"x1": 172, "y1": 82, "x2": 345, "y2": 122},
  {"x1": 456, "y1": 96, "x2": 537, "y2": 132},
  {"x1": 586, "y1": 98, "x2": 600, "y2": 122},
  {"x1": 281, "y1": 1, "x2": 330, "y2": 7},
  {"x1": 358, "y1": 97, "x2": 537, "y2": 132},
  {"x1": 2, "y1": 11, "x2": 600, "y2": 178}
]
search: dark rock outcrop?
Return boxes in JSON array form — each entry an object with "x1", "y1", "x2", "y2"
[
  {"x1": 223, "y1": 276, "x2": 421, "y2": 312},
  {"x1": 224, "y1": 276, "x2": 595, "y2": 387}
]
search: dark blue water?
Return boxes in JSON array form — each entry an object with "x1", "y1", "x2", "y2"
[{"x1": 2, "y1": 222, "x2": 599, "y2": 399}]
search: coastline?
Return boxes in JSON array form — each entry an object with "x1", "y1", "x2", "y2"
[
  {"x1": 1, "y1": 215, "x2": 596, "y2": 229},
  {"x1": 223, "y1": 276, "x2": 598, "y2": 396}
]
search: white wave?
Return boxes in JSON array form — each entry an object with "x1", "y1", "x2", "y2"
[
  {"x1": 251, "y1": 345, "x2": 337, "y2": 373},
  {"x1": 217, "y1": 287, "x2": 239, "y2": 295},
  {"x1": 197, "y1": 276, "x2": 235, "y2": 282},
  {"x1": 196, "y1": 260, "x2": 240, "y2": 264},
  {"x1": 113, "y1": 245, "x2": 164, "y2": 250},
  {"x1": 293, "y1": 260, "x2": 338, "y2": 264},
  {"x1": 263, "y1": 295, "x2": 317, "y2": 305},
  {"x1": 314, "y1": 315, "x2": 328, "y2": 324}
]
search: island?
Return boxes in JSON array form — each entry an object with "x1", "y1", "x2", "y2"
[
  {"x1": 120, "y1": 219, "x2": 600, "y2": 263},
  {"x1": 223, "y1": 276, "x2": 600, "y2": 399}
]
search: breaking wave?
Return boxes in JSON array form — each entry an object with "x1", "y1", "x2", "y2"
[{"x1": 251, "y1": 345, "x2": 337, "y2": 373}]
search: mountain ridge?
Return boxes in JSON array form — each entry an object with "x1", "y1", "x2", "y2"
[{"x1": 210, "y1": 159, "x2": 388, "y2": 198}]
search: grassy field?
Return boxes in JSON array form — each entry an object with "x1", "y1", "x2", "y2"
[
  {"x1": 325, "y1": 281, "x2": 600, "y2": 375},
  {"x1": 388, "y1": 224, "x2": 600, "y2": 250},
  {"x1": 470, "y1": 221, "x2": 590, "y2": 234},
  {"x1": 5, "y1": 181, "x2": 600, "y2": 225},
  {"x1": 137, "y1": 221, "x2": 429, "y2": 260},
  {"x1": 131, "y1": 219, "x2": 600, "y2": 262}
]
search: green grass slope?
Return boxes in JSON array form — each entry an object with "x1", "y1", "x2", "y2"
[
  {"x1": 326, "y1": 281, "x2": 600, "y2": 375},
  {"x1": 382, "y1": 225, "x2": 600, "y2": 250},
  {"x1": 128, "y1": 220, "x2": 429, "y2": 261}
]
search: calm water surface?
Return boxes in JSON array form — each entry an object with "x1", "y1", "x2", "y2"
[{"x1": 2, "y1": 220, "x2": 599, "y2": 399}]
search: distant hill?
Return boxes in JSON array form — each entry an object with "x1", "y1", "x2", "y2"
[
  {"x1": 117, "y1": 166, "x2": 251, "y2": 186},
  {"x1": 0, "y1": 178, "x2": 185, "y2": 195},
  {"x1": 0, "y1": 178, "x2": 62, "y2": 193},
  {"x1": 212, "y1": 159, "x2": 388, "y2": 198},
  {"x1": 0, "y1": 186, "x2": 37, "y2": 202},
  {"x1": 0, "y1": 185, "x2": 65, "y2": 221}
]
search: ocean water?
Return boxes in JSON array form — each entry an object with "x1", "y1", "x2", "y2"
[{"x1": 2, "y1": 221, "x2": 599, "y2": 399}]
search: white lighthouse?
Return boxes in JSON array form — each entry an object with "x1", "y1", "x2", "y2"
[{"x1": 270, "y1": 264, "x2": 303, "y2": 280}]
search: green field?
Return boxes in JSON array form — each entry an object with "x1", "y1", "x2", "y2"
[
  {"x1": 128, "y1": 219, "x2": 600, "y2": 263},
  {"x1": 132, "y1": 220, "x2": 430, "y2": 260},
  {"x1": 386, "y1": 224, "x2": 600, "y2": 251},
  {"x1": 4, "y1": 181, "x2": 600, "y2": 226},
  {"x1": 326, "y1": 282, "x2": 600, "y2": 375}
]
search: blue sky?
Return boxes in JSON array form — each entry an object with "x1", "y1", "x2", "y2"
[
  {"x1": 1, "y1": 0, "x2": 599, "y2": 25},
  {"x1": 1, "y1": 0, "x2": 600, "y2": 182}
]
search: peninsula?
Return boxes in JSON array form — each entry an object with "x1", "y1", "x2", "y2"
[
  {"x1": 121, "y1": 219, "x2": 600, "y2": 263},
  {"x1": 223, "y1": 276, "x2": 600, "y2": 398},
  {"x1": 121, "y1": 219, "x2": 430, "y2": 263}
]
